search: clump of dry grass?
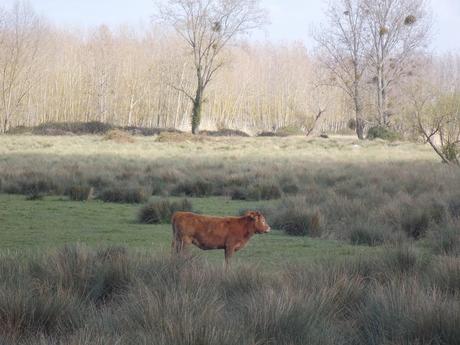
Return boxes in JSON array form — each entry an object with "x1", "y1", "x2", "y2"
[
  {"x1": 1, "y1": 245, "x2": 460, "y2": 345},
  {"x1": 138, "y1": 198, "x2": 193, "y2": 224},
  {"x1": 266, "y1": 196, "x2": 323, "y2": 236},
  {"x1": 103, "y1": 129, "x2": 135, "y2": 143}
]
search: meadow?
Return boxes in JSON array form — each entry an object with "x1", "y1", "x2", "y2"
[{"x1": 0, "y1": 132, "x2": 460, "y2": 344}]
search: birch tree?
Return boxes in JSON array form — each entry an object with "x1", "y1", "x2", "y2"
[{"x1": 0, "y1": 1, "x2": 42, "y2": 132}]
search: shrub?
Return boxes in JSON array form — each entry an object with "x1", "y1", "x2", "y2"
[
  {"x1": 347, "y1": 118, "x2": 357, "y2": 130},
  {"x1": 122, "y1": 126, "x2": 181, "y2": 136},
  {"x1": 67, "y1": 185, "x2": 93, "y2": 201},
  {"x1": 448, "y1": 194, "x2": 460, "y2": 218},
  {"x1": 276, "y1": 125, "x2": 305, "y2": 137},
  {"x1": 0, "y1": 285, "x2": 83, "y2": 339},
  {"x1": 279, "y1": 177, "x2": 300, "y2": 195},
  {"x1": 270, "y1": 198, "x2": 323, "y2": 236},
  {"x1": 172, "y1": 180, "x2": 213, "y2": 197},
  {"x1": 3, "y1": 245, "x2": 460, "y2": 344},
  {"x1": 385, "y1": 245, "x2": 419, "y2": 274},
  {"x1": 246, "y1": 183, "x2": 282, "y2": 200},
  {"x1": 349, "y1": 224, "x2": 384, "y2": 246},
  {"x1": 43, "y1": 245, "x2": 133, "y2": 303},
  {"x1": 257, "y1": 131, "x2": 277, "y2": 137},
  {"x1": 358, "y1": 279, "x2": 460, "y2": 345},
  {"x1": 428, "y1": 256, "x2": 460, "y2": 295},
  {"x1": 256, "y1": 126, "x2": 305, "y2": 137},
  {"x1": 442, "y1": 142, "x2": 458, "y2": 162},
  {"x1": 367, "y1": 126, "x2": 401, "y2": 141},
  {"x1": 231, "y1": 183, "x2": 281, "y2": 201},
  {"x1": 103, "y1": 129, "x2": 135, "y2": 143},
  {"x1": 401, "y1": 208, "x2": 430, "y2": 239},
  {"x1": 230, "y1": 188, "x2": 248, "y2": 200},
  {"x1": 5, "y1": 126, "x2": 32, "y2": 135},
  {"x1": 200, "y1": 129, "x2": 250, "y2": 137},
  {"x1": 138, "y1": 199, "x2": 193, "y2": 224},
  {"x1": 32, "y1": 121, "x2": 113, "y2": 135},
  {"x1": 98, "y1": 186, "x2": 149, "y2": 203},
  {"x1": 429, "y1": 221, "x2": 460, "y2": 256},
  {"x1": 243, "y1": 286, "x2": 343, "y2": 345},
  {"x1": 4, "y1": 172, "x2": 56, "y2": 197}
]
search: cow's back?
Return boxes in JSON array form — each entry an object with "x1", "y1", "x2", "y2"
[{"x1": 171, "y1": 212, "x2": 242, "y2": 249}]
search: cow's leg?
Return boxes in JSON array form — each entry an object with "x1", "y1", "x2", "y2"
[
  {"x1": 171, "y1": 239, "x2": 178, "y2": 256},
  {"x1": 171, "y1": 234, "x2": 186, "y2": 256},
  {"x1": 171, "y1": 220, "x2": 181, "y2": 256},
  {"x1": 224, "y1": 246, "x2": 235, "y2": 268},
  {"x1": 176, "y1": 237, "x2": 192, "y2": 258}
]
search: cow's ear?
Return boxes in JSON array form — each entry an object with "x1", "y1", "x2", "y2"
[{"x1": 246, "y1": 211, "x2": 257, "y2": 219}]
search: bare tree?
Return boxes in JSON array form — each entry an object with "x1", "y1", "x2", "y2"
[
  {"x1": 156, "y1": 0, "x2": 266, "y2": 134},
  {"x1": 410, "y1": 89, "x2": 460, "y2": 166},
  {"x1": 314, "y1": 0, "x2": 368, "y2": 139},
  {"x1": 403, "y1": 59, "x2": 460, "y2": 166},
  {"x1": 363, "y1": 0, "x2": 430, "y2": 126},
  {"x1": 0, "y1": 1, "x2": 42, "y2": 133}
]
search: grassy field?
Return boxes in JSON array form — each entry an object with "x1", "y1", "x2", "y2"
[
  {"x1": 0, "y1": 194, "x2": 377, "y2": 267},
  {"x1": 0, "y1": 133, "x2": 437, "y2": 163},
  {"x1": 1, "y1": 133, "x2": 458, "y2": 247},
  {"x1": 0, "y1": 133, "x2": 459, "y2": 344}
]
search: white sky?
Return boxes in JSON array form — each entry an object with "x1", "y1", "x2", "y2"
[{"x1": 2, "y1": 0, "x2": 459, "y2": 53}]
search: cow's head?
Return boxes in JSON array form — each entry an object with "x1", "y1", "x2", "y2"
[{"x1": 245, "y1": 211, "x2": 271, "y2": 233}]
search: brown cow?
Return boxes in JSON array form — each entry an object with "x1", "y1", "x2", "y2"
[{"x1": 171, "y1": 210, "x2": 271, "y2": 264}]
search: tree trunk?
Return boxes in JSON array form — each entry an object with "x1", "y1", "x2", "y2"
[
  {"x1": 376, "y1": 68, "x2": 385, "y2": 126},
  {"x1": 353, "y1": 73, "x2": 365, "y2": 140},
  {"x1": 2, "y1": 118, "x2": 8, "y2": 134},
  {"x1": 191, "y1": 85, "x2": 203, "y2": 134},
  {"x1": 376, "y1": 56, "x2": 389, "y2": 126},
  {"x1": 2, "y1": 111, "x2": 11, "y2": 133},
  {"x1": 354, "y1": 98, "x2": 365, "y2": 139},
  {"x1": 356, "y1": 117, "x2": 365, "y2": 139}
]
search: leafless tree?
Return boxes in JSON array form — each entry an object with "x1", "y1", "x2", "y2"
[
  {"x1": 405, "y1": 64, "x2": 460, "y2": 165},
  {"x1": 0, "y1": 1, "x2": 42, "y2": 133},
  {"x1": 156, "y1": 0, "x2": 266, "y2": 134},
  {"x1": 363, "y1": 0, "x2": 430, "y2": 126},
  {"x1": 412, "y1": 94, "x2": 460, "y2": 165},
  {"x1": 314, "y1": 0, "x2": 368, "y2": 139}
]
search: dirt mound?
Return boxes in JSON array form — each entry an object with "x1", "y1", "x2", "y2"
[{"x1": 103, "y1": 129, "x2": 135, "y2": 143}]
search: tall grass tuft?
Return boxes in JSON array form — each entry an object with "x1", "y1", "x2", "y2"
[
  {"x1": 0, "y1": 245, "x2": 460, "y2": 344},
  {"x1": 269, "y1": 197, "x2": 323, "y2": 236},
  {"x1": 172, "y1": 179, "x2": 214, "y2": 197},
  {"x1": 98, "y1": 185, "x2": 149, "y2": 203},
  {"x1": 138, "y1": 198, "x2": 193, "y2": 224}
]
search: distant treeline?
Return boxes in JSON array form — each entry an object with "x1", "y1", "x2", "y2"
[{"x1": 0, "y1": 1, "x2": 459, "y2": 135}]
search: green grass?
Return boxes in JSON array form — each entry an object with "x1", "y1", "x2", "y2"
[
  {"x1": 0, "y1": 194, "x2": 376, "y2": 266},
  {"x1": 1, "y1": 134, "x2": 456, "y2": 267},
  {"x1": 0, "y1": 134, "x2": 458, "y2": 344}
]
